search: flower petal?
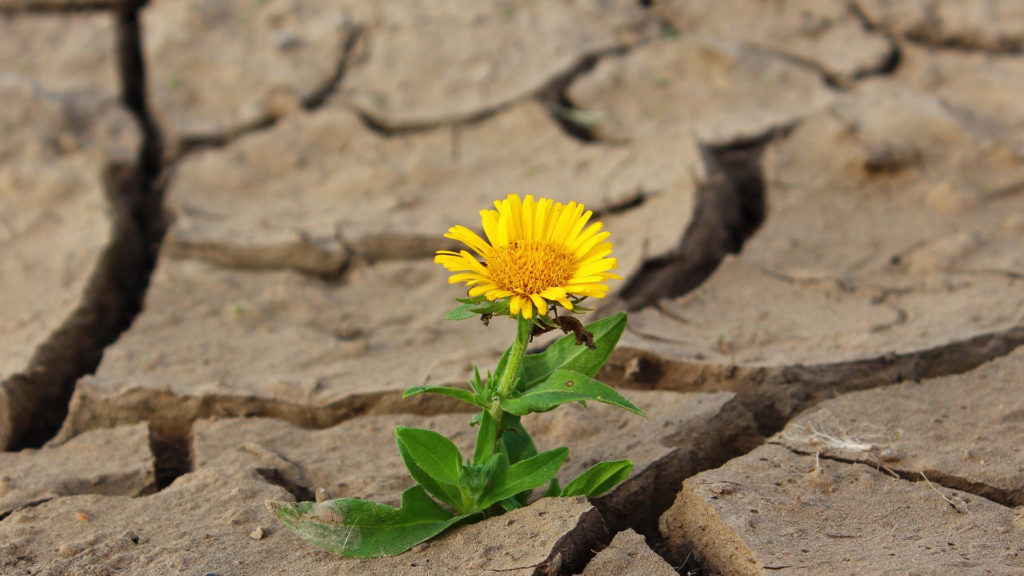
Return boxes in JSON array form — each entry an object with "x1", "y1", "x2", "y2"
[
  {"x1": 536, "y1": 197, "x2": 554, "y2": 241},
  {"x1": 481, "y1": 209, "x2": 501, "y2": 247},
  {"x1": 522, "y1": 195, "x2": 536, "y2": 242},
  {"x1": 578, "y1": 242, "x2": 614, "y2": 263},
  {"x1": 540, "y1": 287, "x2": 573, "y2": 309},
  {"x1": 496, "y1": 203, "x2": 510, "y2": 247},
  {"x1": 567, "y1": 275, "x2": 612, "y2": 284},
  {"x1": 566, "y1": 283, "x2": 611, "y2": 298},
  {"x1": 520, "y1": 297, "x2": 534, "y2": 319},
  {"x1": 444, "y1": 225, "x2": 491, "y2": 257},
  {"x1": 564, "y1": 208, "x2": 593, "y2": 247},
  {"x1": 548, "y1": 201, "x2": 577, "y2": 246},
  {"x1": 567, "y1": 221, "x2": 604, "y2": 253},
  {"x1": 574, "y1": 258, "x2": 618, "y2": 278},
  {"x1": 573, "y1": 230, "x2": 611, "y2": 260},
  {"x1": 529, "y1": 293, "x2": 547, "y2": 315},
  {"x1": 505, "y1": 194, "x2": 525, "y2": 241},
  {"x1": 448, "y1": 272, "x2": 485, "y2": 285},
  {"x1": 435, "y1": 253, "x2": 472, "y2": 272},
  {"x1": 539, "y1": 286, "x2": 568, "y2": 299},
  {"x1": 509, "y1": 294, "x2": 522, "y2": 316}
]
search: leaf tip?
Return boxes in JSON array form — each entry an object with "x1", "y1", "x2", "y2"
[{"x1": 266, "y1": 499, "x2": 304, "y2": 521}]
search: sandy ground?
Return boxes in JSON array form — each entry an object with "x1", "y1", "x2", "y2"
[{"x1": 1, "y1": 1, "x2": 1023, "y2": 574}]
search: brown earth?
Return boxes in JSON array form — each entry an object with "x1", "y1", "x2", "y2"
[{"x1": 1, "y1": 1, "x2": 1023, "y2": 575}]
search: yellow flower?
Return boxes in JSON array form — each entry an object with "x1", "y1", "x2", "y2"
[{"x1": 435, "y1": 194, "x2": 620, "y2": 319}]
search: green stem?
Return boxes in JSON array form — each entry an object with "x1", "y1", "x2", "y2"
[
  {"x1": 486, "y1": 401, "x2": 503, "y2": 454},
  {"x1": 488, "y1": 314, "x2": 532, "y2": 428}
]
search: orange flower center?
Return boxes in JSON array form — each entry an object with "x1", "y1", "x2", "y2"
[{"x1": 489, "y1": 241, "x2": 574, "y2": 295}]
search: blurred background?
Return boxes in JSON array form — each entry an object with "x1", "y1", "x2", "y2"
[{"x1": 1, "y1": 1, "x2": 1023, "y2": 573}]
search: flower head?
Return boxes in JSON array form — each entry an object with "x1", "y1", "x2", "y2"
[{"x1": 435, "y1": 194, "x2": 620, "y2": 319}]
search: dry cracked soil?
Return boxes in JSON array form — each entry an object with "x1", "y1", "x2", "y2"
[{"x1": 1, "y1": 1, "x2": 1023, "y2": 575}]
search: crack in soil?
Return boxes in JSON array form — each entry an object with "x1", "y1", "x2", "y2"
[
  {"x1": 537, "y1": 47, "x2": 630, "y2": 144},
  {"x1": 114, "y1": 1, "x2": 165, "y2": 246},
  {"x1": 170, "y1": 24, "x2": 365, "y2": 157},
  {"x1": 851, "y1": 0, "x2": 1024, "y2": 55},
  {"x1": 608, "y1": 324, "x2": 1024, "y2": 436},
  {"x1": 1, "y1": 3, "x2": 161, "y2": 451},
  {"x1": 847, "y1": 3, "x2": 905, "y2": 80},
  {"x1": 535, "y1": 506, "x2": 610, "y2": 576},
  {"x1": 898, "y1": 34, "x2": 1024, "y2": 55},
  {"x1": 0, "y1": 497, "x2": 50, "y2": 523},
  {"x1": 596, "y1": 395, "x2": 762, "y2": 550},
  {"x1": 744, "y1": 36, "x2": 902, "y2": 89},
  {"x1": 354, "y1": 43, "x2": 640, "y2": 143},
  {"x1": 617, "y1": 135, "x2": 769, "y2": 310},
  {"x1": 1, "y1": 0, "x2": 167, "y2": 448},
  {"x1": 0, "y1": 0, "x2": 139, "y2": 13},
  {"x1": 96, "y1": 388, "x2": 475, "y2": 490},
  {"x1": 342, "y1": 6, "x2": 675, "y2": 141},
  {"x1": 254, "y1": 467, "x2": 317, "y2": 503}
]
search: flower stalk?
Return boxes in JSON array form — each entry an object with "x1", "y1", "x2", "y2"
[
  {"x1": 495, "y1": 316, "x2": 532, "y2": 396},
  {"x1": 488, "y1": 313, "x2": 533, "y2": 450}
]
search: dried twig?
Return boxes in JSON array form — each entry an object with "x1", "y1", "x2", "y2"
[{"x1": 920, "y1": 472, "x2": 967, "y2": 514}]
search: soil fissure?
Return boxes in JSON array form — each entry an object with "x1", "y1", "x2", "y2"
[{"x1": 618, "y1": 136, "x2": 769, "y2": 310}]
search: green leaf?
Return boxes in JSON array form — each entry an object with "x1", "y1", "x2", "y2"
[
  {"x1": 501, "y1": 369, "x2": 645, "y2": 417},
  {"x1": 473, "y1": 411, "x2": 497, "y2": 464},
  {"x1": 543, "y1": 478, "x2": 562, "y2": 498},
  {"x1": 489, "y1": 345, "x2": 513, "y2": 397},
  {"x1": 476, "y1": 452, "x2": 503, "y2": 487},
  {"x1": 456, "y1": 295, "x2": 489, "y2": 305},
  {"x1": 395, "y1": 427, "x2": 465, "y2": 510},
  {"x1": 469, "y1": 364, "x2": 484, "y2": 396},
  {"x1": 561, "y1": 460, "x2": 633, "y2": 498},
  {"x1": 269, "y1": 485, "x2": 470, "y2": 557},
  {"x1": 500, "y1": 414, "x2": 537, "y2": 464},
  {"x1": 445, "y1": 297, "x2": 512, "y2": 321},
  {"x1": 445, "y1": 302, "x2": 482, "y2": 321},
  {"x1": 499, "y1": 497, "x2": 523, "y2": 512},
  {"x1": 520, "y1": 313, "x2": 626, "y2": 391},
  {"x1": 478, "y1": 447, "x2": 568, "y2": 509},
  {"x1": 470, "y1": 299, "x2": 511, "y2": 316},
  {"x1": 396, "y1": 427, "x2": 463, "y2": 484},
  {"x1": 460, "y1": 458, "x2": 493, "y2": 498},
  {"x1": 402, "y1": 384, "x2": 481, "y2": 407}
]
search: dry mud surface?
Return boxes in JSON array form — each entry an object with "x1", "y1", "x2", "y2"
[{"x1": 1, "y1": 1, "x2": 1023, "y2": 575}]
